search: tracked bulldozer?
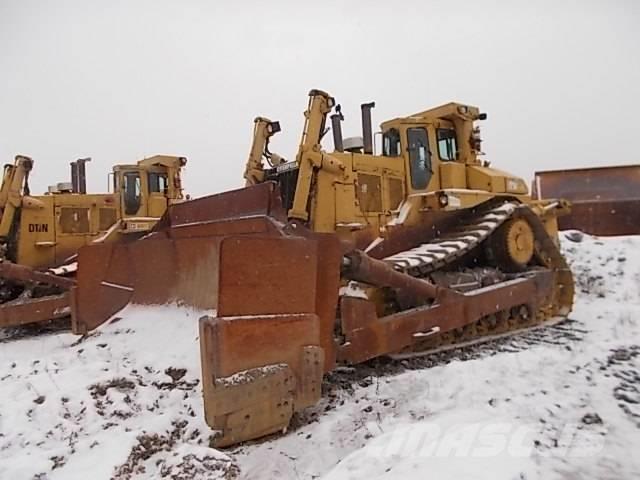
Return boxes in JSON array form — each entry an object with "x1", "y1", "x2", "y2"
[
  {"x1": 0, "y1": 154, "x2": 186, "y2": 328},
  {"x1": 72, "y1": 89, "x2": 574, "y2": 446}
]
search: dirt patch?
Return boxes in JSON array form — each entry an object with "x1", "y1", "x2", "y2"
[
  {"x1": 152, "y1": 368, "x2": 198, "y2": 391},
  {"x1": 89, "y1": 378, "x2": 136, "y2": 398},
  {"x1": 88, "y1": 377, "x2": 137, "y2": 419},
  {"x1": 165, "y1": 367, "x2": 187, "y2": 382},
  {"x1": 113, "y1": 420, "x2": 239, "y2": 479}
]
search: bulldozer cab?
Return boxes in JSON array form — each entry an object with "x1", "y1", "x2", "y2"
[
  {"x1": 379, "y1": 104, "x2": 490, "y2": 195},
  {"x1": 113, "y1": 155, "x2": 186, "y2": 220}
]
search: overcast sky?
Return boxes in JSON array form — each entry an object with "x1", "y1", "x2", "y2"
[{"x1": 1, "y1": 0, "x2": 638, "y2": 197}]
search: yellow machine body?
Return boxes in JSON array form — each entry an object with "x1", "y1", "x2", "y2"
[{"x1": 0, "y1": 155, "x2": 187, "y2": 269}]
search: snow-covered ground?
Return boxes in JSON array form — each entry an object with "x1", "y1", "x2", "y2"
[{"x1": 1, "y1": 233, "x2": 639, "y2": 479}]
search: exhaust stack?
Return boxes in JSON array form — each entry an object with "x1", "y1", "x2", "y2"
[
  {"x1": 71, "y1": 157, "x2": 91, "y2": 194},
  {"x1": 331, "y1": 112, "x2": 344, "y2": 152},
  {"x1": 70, "y1": 161, "x2": 79, "y2": 193},
  {"x1": 360, "y1": 102, "x2": 375, "y2": 154}
]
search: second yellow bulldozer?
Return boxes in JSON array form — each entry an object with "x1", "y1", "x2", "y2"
[
  {"x1": 72, "y1": 89, "x2": 574, "y2": 447},
  {"x1": 0, "y1": 154, "x2": 186, "y2": 328}
]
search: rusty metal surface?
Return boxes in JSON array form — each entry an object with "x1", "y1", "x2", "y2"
[
  {"x1": 200, "y1": 313, "x2": 324, "y2": 447},
  {"x1": 71, "y1": 243, "x2": 135, "y2": 334},
  {"x1": 0, "y1": 292, "x2": 70, "y2": 328},
  {"x1": 167, "y1": 216, "x2": 284, "y2": 240},
  {"x1": 0, "y1": 261, "x2": 74, "y2": 328},
  {"x1": 0, "y1": 262, "x2": 76, "y2": 289},
  {"x1": 198, "y1": 230, "x2": 341, "y2": 447},
  {"x1": 533, "y1": 165, "x2": 640, "y2": 235},
  {"x1": 557, "y1": 200, "x2": 640, "y2": 236},
  {"x1": 338, "y1": 270, "x2": 553, "y2": 364},
  {"x1": 72, "y1": 236, "x2": 223, "y2": 333},
  {"x1": 343, "y1": 249, "x2": 442, "y2": 300},
  {"x1": 204, "y1": 362, "x2": 296, "y2": 448},
  {"x1": 215, "y1": 233, "x2": 341, "y2": 371},
  {"x1": 154, "y1": 181, "x2": 287, "y2": 232},
  {"x1": 217, "y1": 237, "x2": 319, "y2": 316},
  {"x1": 72, "y1": 182, "x2": 295, "y2": 333}
]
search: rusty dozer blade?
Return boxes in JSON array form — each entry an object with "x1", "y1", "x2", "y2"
[
  {"x1": 199, "y1": 233, "x2": 342, "y2": 446},
  {"x1": 533, "y1": 164, "x2": 640, "y2": 236},
  {"x1": 71, "y1": 182, "x2": 290, "y2": 333}
]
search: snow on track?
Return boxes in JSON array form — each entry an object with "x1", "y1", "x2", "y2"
[{"x1": 1, "y1": 232, "x2": 639, "y2": 479}]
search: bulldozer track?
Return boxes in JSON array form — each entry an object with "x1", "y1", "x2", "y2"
[
  {"x1": 390, "y1": 314, "x2": 567, "y2": 360},
  {"x1": 324, "y1": 318, "x2": 586, "y2": 388},
  {"x1": 380, "y1": 199, "x2": 574, "y2": 357},
  {"x1": 384, "y1": 201, "x2": 518, "y2": 275}
]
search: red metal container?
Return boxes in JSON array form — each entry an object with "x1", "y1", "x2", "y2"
[{"x1": 533, "y1": 164, "x2": 640, "y2": 236}]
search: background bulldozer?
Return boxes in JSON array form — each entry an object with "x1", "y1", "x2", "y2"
[
  {"x1": 0, "y1": 154, "x2": 186, "y2": 328},
  {"x1": 72, "y1": 89, "x2": 574, "y2": 447}
]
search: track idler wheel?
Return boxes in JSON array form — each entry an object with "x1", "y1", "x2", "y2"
[{"x1": 486, "y1": 217, "x2": 535, "y2": 272}]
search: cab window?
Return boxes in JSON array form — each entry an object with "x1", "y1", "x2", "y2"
[
  {"x1": 382, "y1": 128, "x2": 401, "y2": 157},
  {"x1": 407, "y1": 128, "x2": 432, "y2": 190},
  {"x1": 123, "y1": 171, "x2": 141, "y2": 215},
  {"x1": 437, "y1": 128, "x2": 457, "y2": 161},
  {"x1": 148, "y1": 172, "x2": 168, "y2": 194}
]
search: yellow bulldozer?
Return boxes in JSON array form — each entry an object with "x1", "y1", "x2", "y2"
[
  {"x1": 71, "y1": 89, "x2": 574, "y2": 447},
  {"x1": 0, "y1": 154, "x2": 187, "y2": 328}
]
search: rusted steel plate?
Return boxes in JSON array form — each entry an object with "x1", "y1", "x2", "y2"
[
  {"x1": 71, "y1": 243, "x2": 135, "y2": 334},
  {"x1": 201, "y1": 313, "x2": 320, "y2": 379},
  {"x1": 200, "y1": 314, "x2": 323, "y2": 447},
  {"x1": 310, "y1": 233, "x2": 342, "y2": 371},
  {"x1": 158, "y1": 181, "x2": 287, "y2": 231},
  {"x1": 557, "y1": 200, "x2": 640, "y2": 236},
  {"x1": 216, "y1": 233, "x2": 341, "y2": 371},
  {"x1": 167, "y1": 216, "x2": 285, "y2": 240},
  {"x1": 128, "y1": 237, "x2": 221, "y2": 309},
  {"x1": 217, "y1": 236, "x2": 320, "y2": 317},
  {"x1": 533, "y1": 165, "x2": 640, "y2": 235},
  {"x1": 0, "y1": 292, "x2": 71, "y2": 328},
  {"x1": 205, "y1": 362, "x2": 296, "y2": 448},
  {"x1": 72, "y1": 236, "x2": 223, "y2": 333}
]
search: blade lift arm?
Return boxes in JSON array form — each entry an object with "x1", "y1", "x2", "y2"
[
  {"x1": 288, "y1": 89, "x2": 345, "y2": 222},
  {"x1": 0, "y1": 155, "x2": 33, "y2": 238},
  {"x1": 243, "y1": 117, "x2": 284, "y2": 186}
]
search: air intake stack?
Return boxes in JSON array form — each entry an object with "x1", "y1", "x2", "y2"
[{"x1": 360, "y1": 102, "x2": 375, "y2": 154}]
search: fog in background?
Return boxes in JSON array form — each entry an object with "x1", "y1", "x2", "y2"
[{"x1": 1, "y1": 0, "x2": 638, "y2": 197}]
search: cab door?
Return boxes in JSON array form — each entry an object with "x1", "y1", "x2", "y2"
[
  {"x1": 120, "y1": 169, "x2": 146, "y2": 218},
  {"x1": 406, "y1": 127, "x2": 433, "y2": 192},
  {"x1": 146, "y1": 169, "x2": 170, "y2": 218}
]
